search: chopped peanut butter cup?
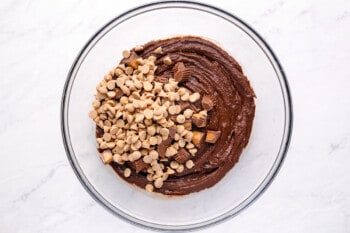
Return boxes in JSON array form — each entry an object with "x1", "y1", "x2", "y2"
[
  {"x1": 129, "y1": 159, "x2": 149, "y2": 173},
  {"x1": 205, "y1": 130, "x2": 221, "y2": 144},
  {"x1": 154, "y1": 76, "x2": 169, "y2": 83},
  {"x1": 123, "y1": 51, "x2": 139, "y2": 69},
  {"x1": 201, "y1": 95, "x2": 216, "y2": 111},
  {"x1": 174, "y1": 148, "x2": 190, "y2": 164},
  {"x1": 191, "y1": 113, "x2": 207, "y2": 128}
]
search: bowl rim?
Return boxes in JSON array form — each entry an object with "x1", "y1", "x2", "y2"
[{"x1": 61, "y1": 0, "x2": 293, "y2": 231}]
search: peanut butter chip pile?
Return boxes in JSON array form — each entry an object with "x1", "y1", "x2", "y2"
[{"x1": 89, "y1": 46, "x2": 221, "y2": 192}]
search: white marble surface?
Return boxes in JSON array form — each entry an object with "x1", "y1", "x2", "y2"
[{"x1": 1, "y1": 0, "x2": 349, "y2": 232}]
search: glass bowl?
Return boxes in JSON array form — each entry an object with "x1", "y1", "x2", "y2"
[{"x1": 61, "y1": 1, "x2": 293, "y2": 231}]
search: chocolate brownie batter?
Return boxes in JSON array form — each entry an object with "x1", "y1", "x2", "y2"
[{"x1": 97, "y1": 36, "x2": 255, "y2": 195}]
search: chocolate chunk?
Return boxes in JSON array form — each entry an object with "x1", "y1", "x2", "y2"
[
  {"x1": 96, "y1": 126, "x2": 104, "y2": 137},
  {"x1": 179, "y1": 101, "x2": 190, "y2": 111},
  {"x1": 158, "y1": 144, "x2": 167, "y2": 158},
  {"x1": 129, "y1": 159, "x2": 148, "y2": 173},
  {"x1": 154, "y1": 76, "x2": 169, "y2": 83},
  {"x1": 168, "y1": 126, "x2": 177, "y2": 138},
  {"x1": 173, "y1": 62, "x2": 185, "y2": 73},
  {"x1": 169, "y1": 115, "x2": 177, "y2": 122},
  {"x1": 115, "y1": 88, "x2": 124, "y2": 99},
  {"x1": 158, "y1": 137, "x2": 172, "y2": 158},
  {"x1": 174, "y1": 148, "x2": 190, "y2": 164},
  {"x1": 189, "y1": 103, "x2": 201, "y2": 112},
  {"x1": 201, "y1": 95, "x2": 215, "y2": 111},
  {"x1": 205, "y1": 130, "x2": 221, "y2": 143}
]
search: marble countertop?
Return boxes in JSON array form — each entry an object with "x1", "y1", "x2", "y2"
[{"x1": 1, "y1": 0, "x2": 349, "y2": 232}]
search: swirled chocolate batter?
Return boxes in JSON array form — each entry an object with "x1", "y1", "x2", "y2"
[{"x1": 90, "y1": 36, "x2": 255, "y2": 195}]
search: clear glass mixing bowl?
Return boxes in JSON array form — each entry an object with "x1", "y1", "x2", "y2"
[{"x1": 61, "y1": 1, "x2": 293, "y2": 231}]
